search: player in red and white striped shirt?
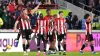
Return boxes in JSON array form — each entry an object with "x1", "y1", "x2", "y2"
[
  {"x1": 35, "y1": 13, "x2": 47, "y2": 56},
  {"x1": 80, "y1": 14, "x2": 97, "y2": 54},
  {"x1": 14, "y1": 9, "x2": 32, "y2": 55},
  {"x1": 48, "y1": 14, "x2": 57, "y2": 54},
  {"x1": 14, "y1": 3, "x2": 41, "y2": 55},
  {"x1": 55, "y1": 11, "x2": 67, "y2": 55}
]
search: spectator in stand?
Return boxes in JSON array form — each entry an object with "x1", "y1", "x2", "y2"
[
  {"x1": 15, "y1": 6, "x2": 21, "y2": 20},
  {"x1": 95, "y1": 0, "x2": 100, "y2": 15},
  {"x1": 94, "y1": 0, "x2": 100, "y2": 7},
  {"x1": 22, "y1": 0, "x2": 31, "y2": 6},
  {"x1": 89, "y1": 0, "x2": 95, "y2": 8},
  {"x1": 66, "y1": 12, "x2": 73, "y2": 29},
  {"x1": 31, "y1": 1, "x2": 35, "y2": 9},
  {"x1": 89, "y1": 0, "x2": 95, "y2": 11},
  {"x1": 0, "y1": 2, "x2": 3, "y2": 17},
  {"x1": 2, "y1": 5, "x2": 9, "y2": 29},
  {"x1": 92, "y1": 15, "x2": 99, "y2": 29},
  {"x1": 7, "y1": 12, "x2": 12, "y2": 29},
  {"x1": 71, "y1": 15, "x2": 78, "y2": 29},
  {"x1": 8, "y1": 0, "x2": 16, "y2": 13},
  {"x1": 0, "y1": 17, "x2": 3, "y2": 28},
  {"x1": 81, "y1": 16, "x2": 86, "y2": 30},
  {"x1": 45, "y1": 0, "x2": 51, "y2": 4},
  {"x1": 15, "y1": 0, "x2": 18, "y2": 5}
]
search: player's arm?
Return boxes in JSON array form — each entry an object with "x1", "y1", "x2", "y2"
[
  {"x1": 49, "y1": 17, "x2": 54, "y2": 23},
  {"x1": 31, "y1": 2, "x2": 41, "y2": 15},
  {"x1": 14, "y1": 16, "x2": 20, "y2": 32},
  {"x1": 34, "y1": 20, "x2": 39, "y2": 36},
  {"x1": 14, "y1": 20, "x2": 19, "y2": 32}
]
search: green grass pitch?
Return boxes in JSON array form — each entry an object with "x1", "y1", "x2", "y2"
[{"x1": 0, "y1": 52, "x2": 99, "y2": 56}]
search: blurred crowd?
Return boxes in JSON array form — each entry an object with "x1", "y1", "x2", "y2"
[
  {"x1": 0, "y1": 0, "x2": 100, "y2": 30},
  {"x1": 66, "y1": 12, "x2": 100, "y2": 30},
  {"x1": 0, "y1": 0, "x2": 56, "y2": 29},
  {"x1": 65, "y1": 0, "x2": 100, "y2": 15}
]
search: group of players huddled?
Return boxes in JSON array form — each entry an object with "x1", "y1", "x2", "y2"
[
  {"x1": 14, "y1": 2, "x2": 67, "y2": 56},
  {"x1": 12, "y1": 2, "x2": 97, "y2": 56}
]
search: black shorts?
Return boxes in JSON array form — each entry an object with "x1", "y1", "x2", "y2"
[
  {"x1": 22, "y1": 29, "x2": 31, "y2": 40},
  {"x1": 85, "y1": 34, "x2": 94, "y2": 42},
  {"x1": 37, "y1": 34, "x2": 46, "y2": 41},
  {"x1": 57, "y1": 34, "x2": 66, "y2": 41},
  {"x1": 48, "y1": 32, "x2": 55, "y2": 42}
]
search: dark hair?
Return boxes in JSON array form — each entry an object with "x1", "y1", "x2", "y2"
[
  {"x1": 94, "y1": 15, "x2": 98, "y2": 18},
  {"x1": 46, "y1": 9, "x2": 51, "y2": 12},
  {"x1": 53, "y1": 14, "x2": 57, "y2": 17},
  {"x1": 40, "y1": 13, "x2": 43, "y2": 19},
  {"x1": 59, "y1": 11, "x2": 63, "y2": 14},
  {"x1": 22, "y1": 8, "x2": 27, "y2": 12},
  {"x1": 84, "y1": 13, "x2": 90, "y2": 19},
  {"x1": 68, "y1": 12, "x2": 72, "y2": 16}
]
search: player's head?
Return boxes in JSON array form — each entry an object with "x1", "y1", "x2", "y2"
[
  {"x1": 68, "y1": 12, "x2": 72, "y2": 17},
  {"x1": 46, "y1": 9, "x2": 51, "y2": 16},
  {"x1": 40, "y1": 13, "x2": 43, "y2": 19},
  {"x1": 84, "y1": 13, "x2": 92, "y2": 22},
  {"x1": 53, "y1": 14, "x2": 57, "y2": 19},
  {"x1": 59, "y1": 11, "x2": 63, "y2": 18},
  {"x1": 84, "y1": 13, "x2": 90, "y2": 19},
  {"x1": 22, "y1": 8, "x2": 28, "y2": 15}
]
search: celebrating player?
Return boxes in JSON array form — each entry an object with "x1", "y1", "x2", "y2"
[
  {"x1": 44, "y1": 9, "x2": 55, "y2": 53},
  {"x1": 48, "y1": 14, "x2": 58, "y2": 54},
  {"x1": 35, "y1": 13, "x2": 47, "y2": 56},
  {"x1": 14, "y1": 9, "x2": 31, "y2": 55},
  {"x1": 14, "y1": 3, "x2": 41, "y2": 55},
  {"x1": 14, "y1": 3, "x2": 41, "y2": 48},
  {"x1": 80, "y1": 14, "x2": 97, "y2": 54},
  {"x1": 55, "y1": 11, "x2": 67, "y2": 55}
]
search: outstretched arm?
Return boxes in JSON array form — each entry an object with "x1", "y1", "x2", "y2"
[{"x1": 31, "y1": 2, "x2": 41, "y2": 15}]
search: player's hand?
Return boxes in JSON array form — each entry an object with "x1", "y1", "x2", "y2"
[
  {"x1": 58, "y1": 32, "x2": 60, "y2": 35},
  {"x1": 58, "y1": 31, "x2": 61, "y2": 35},
  {"x1": 38, "y1": 2, "x2": 42, "y2": 5},
  {"x1": 14, "y1": 28, "x2": 17, "y2": 32}
]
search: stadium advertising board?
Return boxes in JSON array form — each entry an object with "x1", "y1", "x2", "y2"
[
  {"x1": 0, "y1": 33, "x2": 23, "y2": 52},
  {"x1": 67, "y1": 32, "x2": 100, "y2": 51},
  {"x1": 0, "y1": 31, "x2": 100, "y2": 52}
]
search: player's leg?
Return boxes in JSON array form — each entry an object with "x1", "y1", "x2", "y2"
[
  {"x1": 36, "y1": 34, "x2": 41, "y2": 56},
  {"x1": 80, "y1": 35, "x2": 88, "y2": 54},
  {"x1": 15, "y1": 30, "x2": 21, "y2": 47},
  {"x1": 22, "y1": 30, "x2": 28, "y2": 55},
  {"x1": 26, "y1": 30, "x2": 31, "y2": 52},
  {"x1": 52, "y1": 34, "x2": 56, "y2": 53},
  {"x1": 57, "y1": 34, "x2": 62, "y2": 55},
  {"x1": 16, "y1": 31, "x2": 21, "y2": 40},
  {"x1": 62, "y1": 34, "x2": 66, "y2": 55},
  {"x1": 89, "y1": 34, "x2": 97, "y2": 54},
  {"x1": 48, "y1": 34, "x2": 56, "y2": 54},
  {"x1": 22, "y1": 39, "x2": 27, "y2": 55},
  {"x1": 42, "y1": 35, "x2": 47, "y2": 56},
  {"x1": 90, "y1": 41, "x2": 95, "y2": 54},
  {"x1": 26, "y1": 29, "x2": 32, "y2": 50}
]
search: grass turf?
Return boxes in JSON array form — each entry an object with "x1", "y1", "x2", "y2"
[{"x1": 0, "y1": 52, "x2": 99, "y2": 56}]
